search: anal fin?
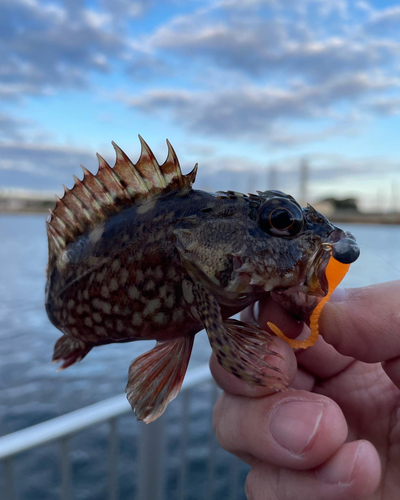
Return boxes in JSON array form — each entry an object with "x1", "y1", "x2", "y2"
[
  {"x1": 126, "y1": 335, "x2": 194, "y2": 423},
  {"x1": 193, "y1": 285, "x2": 287, "y2": 390}
]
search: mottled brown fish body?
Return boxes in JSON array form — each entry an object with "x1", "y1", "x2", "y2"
[
  {"x1": 46, "y1": 191, "x2": 217, "y2": 345},
  {"x1": 45, "y1": 138, "x2": 359, "y2": 422}
]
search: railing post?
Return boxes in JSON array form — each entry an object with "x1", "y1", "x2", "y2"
[
  {"x1": 179, "y1": 391, "x2": 190, "y2": 500},
  {"x1": 137, "y1": 417, "x2": 165, "y2": 500},
  {"x1": 229, "y1": 456, "x2": 240, "y2": 500},
  {"x1": 59, "y1": 438, "x2": 71, "y2": 500},
  {"x1": 108, "y1": 418, "x2": 119, "y2": 500},
  {"x1": 206, "y1": 381, "x2": 220, "y2": 500},
  {"x1": 3, "y1": 458, "x2": 16, "y2": 500}
]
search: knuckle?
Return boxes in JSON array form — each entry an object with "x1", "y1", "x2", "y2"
[
  {"x1": 212, "y1": 392, "x2": 247, "y2": 453},
  {"x1": 212, "y1": 393, "x2": 229, "y2": 445},
  {"x1": 245, "y1": 464, "x2": 280, "y2": 500},
  {"x1": 245, "y1": 468, "x2": 257, "y2": 500}
]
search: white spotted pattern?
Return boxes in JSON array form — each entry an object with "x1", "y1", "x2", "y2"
[{"x1": 143, "y1": 298, "x2": 161, "y2": 316}]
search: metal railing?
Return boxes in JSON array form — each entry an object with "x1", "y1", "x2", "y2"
[{"x1": 0, "y1": 365, "x2": 247, "y2": 500}]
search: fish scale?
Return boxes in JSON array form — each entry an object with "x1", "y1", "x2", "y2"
[{"x1": 45, "y1": 136, "x2": 360, "y2": 422}]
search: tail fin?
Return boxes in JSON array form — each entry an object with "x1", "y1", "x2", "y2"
[{"x1": 52, "y1": 335, "x2": 92, "y2": 371}]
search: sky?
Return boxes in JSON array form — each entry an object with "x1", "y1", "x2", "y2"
[{"x1": 1, "y1": 0, "x2": 400, "y2": 210}]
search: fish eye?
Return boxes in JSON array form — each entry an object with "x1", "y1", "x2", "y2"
[{"x1": 257, "y1": 200, "x2": 304, "y2": 237}]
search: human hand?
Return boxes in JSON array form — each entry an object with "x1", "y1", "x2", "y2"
[{"x1": 211, "y1": 280, "x2": 400, "y2": 499}]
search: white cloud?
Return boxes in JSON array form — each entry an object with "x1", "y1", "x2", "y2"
[
  {"x1": 99, "y1": 0, "x2": 150, "y2": 19},
  {"x1": 84, "y1": 9, "x2": 112, "y2": 29},
  {"x1": 0, "y1": 113, "x2": 32, "y2": 141},
  {"x1": 113, "y1": 0, "x2": 400, "y2": 148},
  {"x1": 369, "y1": 5, "x2": 400, "y2": 24},
  {"x1": 121, "y1": 73, "x2": 399, "y2": 144},
  {"x1": 0, "y1": 0, "x2": 125, "y2": 99},
  {"x1": 2, "y1": 0, "x2": 400, "y2": 189},
  {"x1": 143, "y1": 5, "x2": 399, "y2": 84},
  {"x1": 0, "y1": 141, "x2": 96, "y2": 191},
  {"x1": 368, "y1": 96, "x2": 400, "y2": 115}
]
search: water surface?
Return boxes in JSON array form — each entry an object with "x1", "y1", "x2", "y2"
[{"x1": 0, "y1": 215, "x2": 399, "y2": 499}]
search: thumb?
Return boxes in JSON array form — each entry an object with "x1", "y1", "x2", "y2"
[{"x1": 320, "y1": 280, "x2": 400, "y2": 364}]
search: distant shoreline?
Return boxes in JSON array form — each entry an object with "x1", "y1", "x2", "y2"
[
  {"x1": 327, "y1": 213, "x2": 400, "y2": 225},
  {"x1": 1, "y1": 207, "x2": 400, "y2": 225},
  {"x1": 0, "y1": 207, "x2": 52, "y2": 215}
]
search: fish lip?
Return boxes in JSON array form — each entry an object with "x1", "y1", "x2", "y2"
[
  {"x1": 272, "y1": 229, "x2": 357, "y2": 319},
  {"x1": 313, "y1": 229, "x2": 359, "y2": 290},
  {"x1": 305, "y1": 245, "x2": 330, "y2": 296},
  {"x1": 305, "y1": 230, "x2": 345, "y2": 295},
  {"x1": 324, "y1": 230, "x2": 360, "y2": 264},
  {"x1": 327, "y1": 229, "x2": 356, "y2": 244}
]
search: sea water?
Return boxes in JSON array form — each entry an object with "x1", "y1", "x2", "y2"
[{"x1": 0, "y1": 215, "x2": 399, "y2": 499}]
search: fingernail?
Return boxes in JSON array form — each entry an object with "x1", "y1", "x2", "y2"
[
  {"x1": 270, "y1": 401, "x2": 324, "y2": 454},
  {"x1": 329, "y1": 288, "x2": 347, "y2": 303},
  {"x1": 317, "y1": 441, "x2": 362, "y2": 484}
]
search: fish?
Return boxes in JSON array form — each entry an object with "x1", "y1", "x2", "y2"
[{"x1": 45, "y1": 136, "x2": 360, "y2": 422}]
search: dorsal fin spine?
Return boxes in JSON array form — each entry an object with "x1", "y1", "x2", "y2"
[
  {"x1": 96, "y1": 154, "x2": 121, "y2": 198},
  {"x1": 111, "y1": 141, "x2": 148, "y2": 194},
  {"x1": 70, "y1": 177, "x2": 92, "y2": 222},
  {"x1": 93, "y1": 175, "x2": 114, "y2": 205},
  {"x1": 97, "y1": 153, "x2": 126, "y2": 195},
  {"x1": 52, "y1": 210, "x2": 74, "y2": 240},
  {"x1": 58, "y1": 189, "x2": 85, "y2": 232},
  {"x1": 138, "y1": 135, "x2": 167, "y2": 188},
  {"x1": 96, "y1": 153, "x2": 110, "y2": 170},
  {"x1": 56, "y1": 195, "x2": 79, "y2": 230},
  {"x1": 47, "y1": 221, "x2": 65, "y2": 249},
  {"x1": 47, "y1": 137, "x2": 197, "y2": 261},
  {"x1": 184, "y1": 163, "x2": 198, "y2": 188},
  {"x1": 164, "y1": 139, "x2": 183, "y2": 188},
  {"x1": 79, "y1": 166, "x2": 107, "y2": 216}
]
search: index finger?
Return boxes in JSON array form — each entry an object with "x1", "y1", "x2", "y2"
[{"x1": 320, "y1": 280, "x2": 400, "y2": 363}]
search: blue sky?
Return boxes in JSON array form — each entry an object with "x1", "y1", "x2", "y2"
[{"x1": 1, "y1": 0, "x2": 400, "y2": 209}]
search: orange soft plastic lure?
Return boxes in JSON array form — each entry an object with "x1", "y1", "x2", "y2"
[{"x1": 267, "y1": 256, "x2": 350, "y2": 349}]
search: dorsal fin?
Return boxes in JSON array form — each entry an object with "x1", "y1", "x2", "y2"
[{"x1": 47, "y1": 137, "x2": 198, "y2": 260}]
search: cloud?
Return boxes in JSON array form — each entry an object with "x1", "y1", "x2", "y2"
[
  {"x1": 99, "y1": 0, "x2": 150, "y2": 19},
  {"x1": 2, "y1": 0, "x2": 400, "y2": 170},
  {"x1": 1, "y1": 138, "x2": 397, "y2": 207},
  {"x1": 0, "y1": 113, "x2": 33, "y2": 141},
  {"x1": 0, "y1": 142, "x2": 95, "y2": 191},
  {"x1": 367, "y1": 96, "x2": 400, "y2": 116},
  {"x1": 0, "y1": 0, "x2": 125, "y2": 100},
  {"x1": 120, "y1": 73, "x2": 399, "y2": 144},
  {"x1": 219, "y1": 0, "x2": 348, "y2": 17},
  {"x1": 367, "y1": 5, "x2": 400, "y2": 35},
  {"x1": 145, "y1": 8, "x2": 400, "y2": 81},
  {"x1": 115, "y1": 0, "x2": 400, "y2": 147},
  {"x1": 142, "y1": 1, "x2": 399, "y2": 84}
]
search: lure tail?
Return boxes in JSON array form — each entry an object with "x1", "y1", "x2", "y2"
[{"x1": 268, "y1": 256, "x2": 351, "y2": 349}]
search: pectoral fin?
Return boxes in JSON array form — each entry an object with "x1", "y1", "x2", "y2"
[
  {"x1": 126, "y1": 335, "x2": 194, "y2": 423},
  {"x1": 193, "y1": 285, "x2": 287, "y2": 390}
]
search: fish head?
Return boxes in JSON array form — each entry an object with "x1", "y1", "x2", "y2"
[{"x1": 227, "y1": 190, "x2": 360, "y2": 319}]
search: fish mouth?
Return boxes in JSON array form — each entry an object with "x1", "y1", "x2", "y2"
[
  {"x1": 270, "y1": 230, "x2": 360, "y2": 321},
  {"x1": 325, "y1": 230, "x2": 360, "y2": 265},
  {"x1": 311, "y1": 230, "x2": 360, "y2": 295}
]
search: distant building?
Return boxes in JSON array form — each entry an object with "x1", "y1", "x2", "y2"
[{"x1": 314, "y1": 197, "x2": 359, "y2": 217}]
